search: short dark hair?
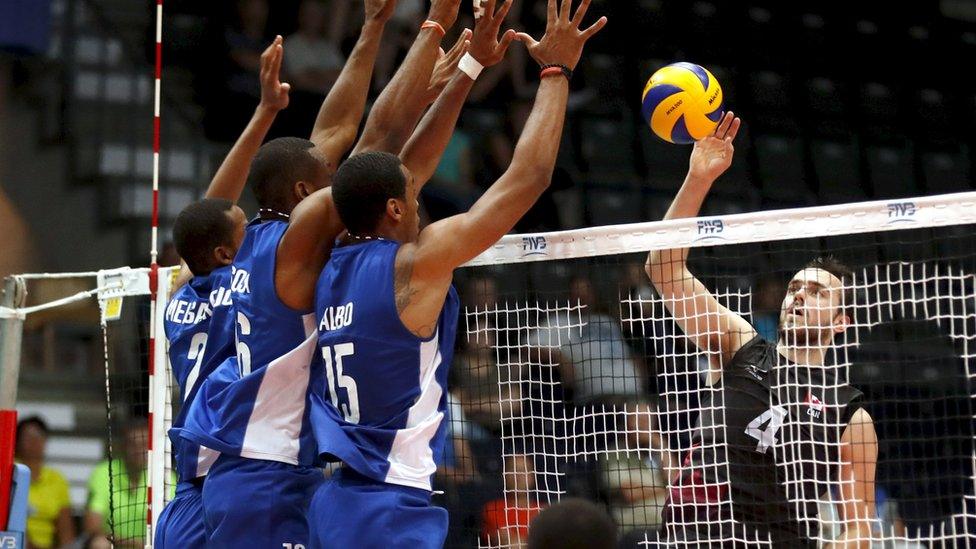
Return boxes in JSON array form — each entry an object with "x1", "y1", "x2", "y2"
[
  {"x1": 173, "y1": 198, "x2": 236, "y2": 276},
  {"x1": 249, "y1": 137, "x2": 322, "y2": 213},
  {"x1": 17, "y1": 416, "x2": 49, "y2": 439},
  {"x1": 527, "y1": 498, "x2": 617, "y2": 549},
  {"x1": 805, "y1": 255, "x2": 855, "y2": 319},
  {"x1": 333, "y1": 151, "x2": 407, "y2": 234}
]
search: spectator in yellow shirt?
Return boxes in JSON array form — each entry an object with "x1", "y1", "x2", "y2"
[{"x1": 16, "y1": 416, "x2": 76, "y2": 549}]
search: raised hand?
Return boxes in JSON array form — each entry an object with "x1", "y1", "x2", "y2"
[
  {"x1": 688, "y1": 111, "x2": 741, "y2": 182},
  {"x1": 259, "y1": 36, "x2": 290, "y2": 112},
  {"x1": 427, "y1": 30, "x2": 472, "y2": 100},
  {"x1": 428, "y1": 0, "x2": 463, "y2": 31},
  {"x1": 516, "y1": 0, "x2": 607, "y2": 70},
  {"x1": 365, "y1": 0, "x2": 398, "y2": 22},
  {"x1": 468, "y1": 0, "x2": 517, "y2": 67}
]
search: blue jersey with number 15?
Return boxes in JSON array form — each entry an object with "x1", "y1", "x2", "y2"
[
  {"x1": 311, "y1": 240, "x2": 459, "y2": 491},
  {"x1": 180, "y1": 218, "x2": 319, "y2": 467}
]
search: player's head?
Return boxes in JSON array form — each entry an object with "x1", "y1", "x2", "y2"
[
  {"x1": 333, "y1": 151, "x2": 420, "y2": 242},
  {"x1": 15, "y1": 416, "x2": 49, "y2": 461},
  {"x1": 249, "y1": 137, "x2": 332, "y2": 215},
  {"x1": 123, "y1": 418, "x2": 149, "y2": 473},
  {"x1": 779, "y1": 255, "x2": 854, "y2": 348},
  {"x1": 527, "y1": 498, "x2": 617, "y2": 549},
  {"x1": 173, "y1": 198, "x2": 247, "y2": 276}
]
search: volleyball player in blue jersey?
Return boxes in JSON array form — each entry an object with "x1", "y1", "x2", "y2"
[
  {"x1": 154, "y1": 35, "x2": 292, "y2": 548},
  {"x1": 177, "y1": 0, "x2": 484, "y2": 546},
  {"x1": 306, "y1": 1, "x2": 607, "y2": 546}
]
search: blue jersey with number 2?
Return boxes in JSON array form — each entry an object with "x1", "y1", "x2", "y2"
[{"x1": 311, "y1": 239, "x2": 459, "y2": 491}]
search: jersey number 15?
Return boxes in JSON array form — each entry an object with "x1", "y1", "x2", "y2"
[{"x1": 321, "y1": 343, "x2": 360, "y2": 424}]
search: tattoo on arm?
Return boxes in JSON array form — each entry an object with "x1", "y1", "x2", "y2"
[{"x1": 394, "y1": 247, "x2": 419, "y2": 314}]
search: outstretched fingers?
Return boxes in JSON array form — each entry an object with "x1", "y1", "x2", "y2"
[
  {"x1": 515, "y1": 31, "x2": 539, "y2": 48},
  {"x1": 725, "y1": 116, "x2": 742, "y2": 142},
  {"x1": 713, "y1": 111, "x2": 733, "y2": 138},
  {"x1": 580, "y1": 15, "x2": 607, "y2": 39},
  {"x1": 494, "y1": 29, "x2": 517, "y2": 56},
  {"x1": 559, "y1": 0, "x2": 572, "y2": 22},
  {"x1": 493, "y1": 0, "x2": 514, "y2": 25},
  {"x1": 571, "y1": 0, "x2": 592, "y2": 27},
  {"x1": 546, "y1": 0, "x2": 557, "y2": 26}
]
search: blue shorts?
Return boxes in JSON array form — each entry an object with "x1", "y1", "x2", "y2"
[
  {"x1": 154, "y1": 481, "x2": 206, "y2": 548},
  {"x1": 202, "y1": 454, "x2": 324, "y2": 549},
  {"x1": 308, "y1": 468, "x2": 448, "y2": 549}
]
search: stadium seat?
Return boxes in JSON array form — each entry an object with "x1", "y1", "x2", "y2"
[
  {"x1": 803, "y1": 76, "x2": 852, "y2": 138},
  {"x1": 579, "y1": 116, "x2": 637, "y2": 178},
  {"x1": 911, "y1": 88, "x2": 955, "y2": 146},
  {"x1": 857, "y1": 81, "x2": 902, "y2": 140},
  {"x1": 921, "y1": 149, "x2": 972, "y2": 194},
  {"x1": 865, "y1": 144, "x2": 917, "y2": 199},
  {"x1": 586, "y1": 186, "x2": 644, "y2": 226},
  {"x1": 747, "y1": 70, "x2": 798, "y2": 133},
  {"x1": 754, "y1": 135, "x2": 811, "y2": 204},
  {"x1": 811, "y1": 139, "x2": 866, "y2": 204}
]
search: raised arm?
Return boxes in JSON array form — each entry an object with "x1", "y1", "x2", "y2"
[
  {"x1": 644, "y1": 113, "x2": 753, "y2": 383},
  {"x1": 174, "y1": 38, "x2": 290, "y2": 289},
  {"x1": 829, "y1": 408, "x2": 878, "y2": 549},
  {"x1": 412, "y1": 0, "x2": 607, "y2": 274},
  {"x1": 351, "y1": 0, "x2": 462, "y2": 155},
  {"x1": 309, "y1": 0, "x2": 396, "y2": 162},
  {"x1": 399, "y1": 0, "x2": 516, "y2": 185},
  {"x1": 206, "y1": 36, "x2": 290, "y2": 202},
  {"x1": 274, "y1": 187, "x2": 345, "y2": 310}
]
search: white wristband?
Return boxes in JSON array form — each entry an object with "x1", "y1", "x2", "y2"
[{"x1": 458, "y1": 53, "x2": 484, "y2": 81}]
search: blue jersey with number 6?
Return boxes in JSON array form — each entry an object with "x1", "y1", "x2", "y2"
[
  {"x1": 164, "y1": 267, "x2": 232, "y2": 482},
  {"x1": 181, "y1": 217, "x2": 319, "y2": 466},
  {"x1": 311, "y1": 239, "x2": 459, "y2": 491}
]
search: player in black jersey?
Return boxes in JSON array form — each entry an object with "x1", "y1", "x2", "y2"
[{"x1": 645, "y1": 113, "x2": 878, "y2": 547}]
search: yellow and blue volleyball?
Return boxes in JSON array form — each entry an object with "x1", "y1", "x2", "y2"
[{"x1": 641, "y1": 62, "x2": 724, "y2": 144}]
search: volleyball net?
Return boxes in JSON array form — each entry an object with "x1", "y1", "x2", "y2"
[
  {"x1": 450, "y1": 190, "x2": 976, "y2": 547},
  {"x1": 2, "y1": 191, "x2": 975, "y2": 548},
  {"x1": 0, "y1": 267, "x2": 178, "y2": 546}
]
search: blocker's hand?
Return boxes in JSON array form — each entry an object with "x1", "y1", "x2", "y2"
[
  {"x1": 259, "y1": 36, "x2": 290, "y2": 112},
  {"x1": 468, "y1": 0, "x2": 517, "y2": 67},
  {"x1": 515, "y1": 0, "x2": 607, "y2": 71},
  {"x1": 688, "y1": 111, "x2": 741, "y2": 183},
  {"x1": 428, "y1": 0, "x2": 463, "y2": 32},
  {"x1": 427, "y1": 30, "x2": 472, "y2": 100}
]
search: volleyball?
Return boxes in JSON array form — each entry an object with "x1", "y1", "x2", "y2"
[{"x1": 641, "y1": 62, "x2": 724, "y2": 144}]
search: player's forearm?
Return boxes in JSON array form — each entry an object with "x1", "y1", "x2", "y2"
[
  {"x1": 505, "y1": 77, "x2": 569, "y2": 187},
  {"x1": 205, "y1": 105, "x2": 278, "y2": 202},
  {"x1": 645, "y1": 173, "x2": 712, "y2": 284},
  {"x1": 401, "y1": 70, "x2": 475, "y2": 185},
  {"x1": 310, "y1": 19, "x2": 387, "y2": 153},
  {"x1": 352, "y1": 30, "x2": 443, "y2": 155}
]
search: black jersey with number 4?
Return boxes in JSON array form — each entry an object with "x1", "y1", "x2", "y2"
[{"x1": 664, "y1": 336, "x2": 863, "y2": 547}]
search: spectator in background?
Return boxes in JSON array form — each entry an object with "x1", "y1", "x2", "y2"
[
  {"x1": 752, "y1": 275, "x2": 782, "y2": 342},
  {"x1": 284, "y1": 0, "x2": 346, "y2": 94},
  {"x1": 225, "y1": 0, "x2": 270, "y2": 100},
  {"x1": 528, "y1": 276, "x2": 645, "y2": 406},
  {"x1": 600, "y1": 406, "x2": 676, "y2": 544},
  {"x1": 84, "y1": 420, "x2": 149, "y2": 548},
  {"x1": 527, "y1": 498, "x2": 617, "y2": 549},
  {"x1": 481, "y1": 454, "x2": 544, "y2": 548},
  {"x1": 16, "y1": 416, "x2": 76, "y2": 549}
]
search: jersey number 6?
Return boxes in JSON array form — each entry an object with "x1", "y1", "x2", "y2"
[
  {"x1": 322, "y1": 343, "x2": 360, "y2": 424},
  {"x1": 745, "y1": 405, "x2": 788, "y2": 454}
]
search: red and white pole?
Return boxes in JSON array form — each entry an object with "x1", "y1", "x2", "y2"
[{"x1": 146, "y1": 0, "x2": 164, "y2": 545}]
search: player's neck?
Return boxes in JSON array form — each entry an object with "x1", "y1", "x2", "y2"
[{"x1": 776, "y1": 340, "x2": 827, "y2": 366}]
